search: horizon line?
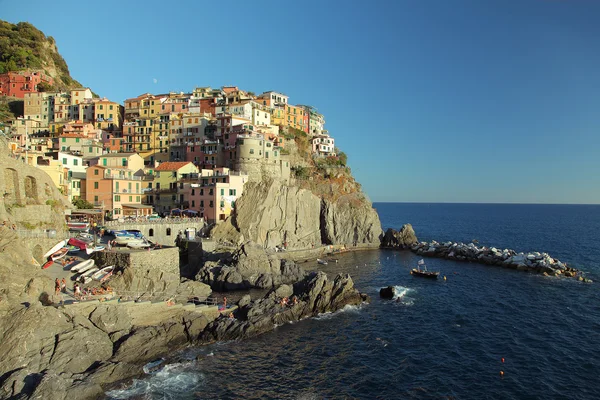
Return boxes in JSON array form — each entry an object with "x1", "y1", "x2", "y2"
[{"x1": 371, "y1": 201, "x2": 600, "y2": 206}]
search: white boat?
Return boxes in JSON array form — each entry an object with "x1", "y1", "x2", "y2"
[
  {"x1": 43, "y1": 239, "x2": 67, "y2": 259},
  {"x1": 71, "y1": 259, "x2": 95, "y2": 273},
  {"x1": 127, "y1": 240, "x2": 151, "y2": 249},
  {"x1": 317, "y1": 258, "x2": 328, "y2": 265},
  {"x1": 78, "y1": 267, "x2": 99, "y2": 284},
  {"x1": 92, "y1": 266, "x2": 114, "y2": 282},
  {"x1": 115, "y1": 236, "x2": 146, "y2": 245},
  {"x1": 85, "y1": 245, "x2": 106, "y2": 255},
  {"x1": 51, "y1": 248, "x2": 69, "y2": 261}
]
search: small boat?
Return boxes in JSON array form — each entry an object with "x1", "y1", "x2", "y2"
[
  {"x1": 411, "y1": 259, "x2": 439, "y2": 279},
  {"x1": 78, "y1": 267, "x2": 99, "y2": 284},
  {"x1": 317, "y1": 258, "x2": 328, "y2": 265},
  {"x1": 67, "y1": 245, "x2": 81, "y2": 254},
  {"x1": 43, "y1": 239, "x2": 68, "y2": 259},
  {"x1": 115, "y1": 235, "x2": 145, "y2": 245},
  {"x1": 92, "y1": 266, "x2": 114, "y2": 282},
  {"x1": 127, "y1": 240, "x2": 151, "y2": 249},
  {"x1": 67, "y1": 221, "x2": 90, "y2": 232},
  {"x1": 68, "y1": 237, "x2": 89, "y2": 251},
  {"x1": 85, "y1": 245, "x2": 105, "y2": 255},
  {"x1": 41, "y1": 260, "x2": 54, "y2": 270},
  {"x1": 71, "y1": 259, "x2": 95, "y2": 273},
  {"x1": 51, "y1": 248, "x2": 69, "y2": 261}
]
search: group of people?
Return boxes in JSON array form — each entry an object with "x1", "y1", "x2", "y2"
[
  {"x1": 54, "y1": 278, "x2": 67, "y2": 295},
  {"x1": 73, "y1": 282, "x2": 113, "y2": 300},
  {"x1": 279, "y1": 296, "x2": 299, "y2": 307}
]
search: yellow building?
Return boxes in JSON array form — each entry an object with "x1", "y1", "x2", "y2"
[
  {"x1": 152, "y1": 161, "x2": 199, "y2": 213},
  {"x1": 94, "y1": 98, "x2": 123, "y2": 131}
]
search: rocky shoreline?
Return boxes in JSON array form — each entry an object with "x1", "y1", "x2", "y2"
[{"x1": 410, "y1": 240, "x2": 592, "y2": 282}]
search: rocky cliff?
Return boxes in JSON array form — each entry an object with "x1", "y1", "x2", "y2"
[{"x1": 212, "y1": 178, "x2": 382, "y2": 250}]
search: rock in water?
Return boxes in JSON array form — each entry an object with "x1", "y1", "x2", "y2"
[
  {"x1": 381, "y1": 224, "x2": 418, "y2": 249},
  {"x1": 379, "y1": 286, "x2": 396, "y2": 299}
]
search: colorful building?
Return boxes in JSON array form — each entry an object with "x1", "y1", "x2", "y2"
[
  {"x1": 0, "y1": 71, "x2": 53, "y2": 98},
  {"x1": 185, "y1": 167, "x2": 248, "y2": 223},
  {"x1": 151, "y1": 161, "x2": 199, "y2": 214}
]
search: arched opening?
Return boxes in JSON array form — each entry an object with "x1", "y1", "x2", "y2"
[
  {"x1": 166, "y1": 228, "x2": 171, "y2": 236},
  {"x1": 149, "y1": 228, "x2": 154, "y2": 237}
]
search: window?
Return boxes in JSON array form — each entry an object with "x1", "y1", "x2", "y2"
[
  {"x1": 115, "y1": 195, "x2": 120, "y2": 201},
  {"x1": 136, "y1": 196, "x2": 140, "y2": 202},
  {"x1": 166, "y1": 228, "x2": 171, "y2": 236},
  {"x1": 94, "y1": 196, "x2": 98, "y2": 202},
  {"x1": 220, "y1": 188, "x2": 224, "y2": 196},
  {"x1": 62, "y1": 138, "x2": 66, "y2": 143},
  {"x1": 250, "y1": 149, "x2": 254, "y2": 154},
  {"x1": 129, "y1": 196, "x2": 132, "y2": 202},
  {"x1": 62, "y1": 158, "x2": 67, "y2": 165},
  {"x1": 209, "y1": 200, "x2": 214, "y2": 208},
  {"x1": 200, "y1": 200, "x2": 204, "y2": 207},
  {"x1": 73, "y1": 159, "x2": 78, "y2": 166},
  {"x1": 94, "y1": 169, "x2": 99, "y2": 175},
  {"x1": 149, "y1": 228, "x2": 154, "y2": 237},
  {"x1": 94, "y1": 182, "x2": 99, "y2": 189}
]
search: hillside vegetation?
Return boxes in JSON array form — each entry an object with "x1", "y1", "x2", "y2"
[{"x1": 0, "y1": 20, "x2": 82, "y2": 90}]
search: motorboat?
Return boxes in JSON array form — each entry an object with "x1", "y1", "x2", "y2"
[
  {"x1": 67, "y1": 245, "x2": 80, "y2": 254},
  {"x1": 411, "y1": 259, "x2": 439, "y2": 279},
  {"x1": 67, "y1": 221, "x2": 89, "y2": 232},
  {"x1": 68, "y1": 237, "x2": 89, "y2": 251},
  {"x1": 317, "y1": 258, "x2": 328, "y2": 265},
  {"x1": 127, "y1": 240, "x2": 151, "y2": 249}
]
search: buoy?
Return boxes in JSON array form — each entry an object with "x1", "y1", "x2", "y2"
[
  {"x1": 501, "y1": 357, "x2": 505, "y2": 363},
  {"x1": 500, "y1": 371, "x2": 504, "y2": 377},
  {"x1": 443, "y1": 276, "x2": 447, "y2": 281}
]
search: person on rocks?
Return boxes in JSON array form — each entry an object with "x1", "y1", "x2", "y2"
[
  {"x1": 229, "y1": 312, "x2": 235, "y2": 320},
  {"x1": 223, "y1": 296, "x2": 228, "y2": 309},
  {"x1": 74, "y1": 282, "x2": 81, "y2": 299},
  {"x1": 55, "y1": 279, "x2": 61, "y2": 296},
  {"x1": 292, "y1": 296, "x2": 298, "y2": 305},
  {"x1": 61, "y1": 278, "x2": 67, "y2": 293}
]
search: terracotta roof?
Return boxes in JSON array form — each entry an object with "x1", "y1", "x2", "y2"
[{"x1": 155, "y1": 161, "x2": 193, "y2": 171}]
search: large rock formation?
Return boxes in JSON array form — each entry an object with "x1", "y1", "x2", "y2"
[
  {"x1": 380, "y1": 224, "x2": 418, "y2": 249},
  {"x1": 196, "y1": 242, "x2": 307, "y2": 291},
  {"x1": 200, "y1": 271, "x2": 368, "y2": 343},
  {"x1": 321, "y1": 193, "x2": 382, "y2": 247},
  {"x1": 212, "y1": 179, "x2": 382, "y2": 250}
]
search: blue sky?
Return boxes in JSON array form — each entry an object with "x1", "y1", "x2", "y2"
[{"x1": 3, "y1": 0, "x2": 600, "y2": 204}]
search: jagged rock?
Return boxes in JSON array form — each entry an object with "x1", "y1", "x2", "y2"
[
  {"x1": 89, "y1": 304, "x2": 132, "y2": 334},
  {"x1": 48, "y1": 326, "x2": 113, "y2": 374},
  {"x1": 200, "y1": 272, "x2": 367, "y2": 344},
  {"x1": 379, "y1": 286, "x2": 395, "y2": 299},
  {"x1": 381, "y1": 225, "x2": 418, "y2": 249},
  {"x1": 320, "y1": 195, "x2": 382, "y2": 247},
  {"x1": 238, "y1": 294, "x2": 252, "y2": 307}
]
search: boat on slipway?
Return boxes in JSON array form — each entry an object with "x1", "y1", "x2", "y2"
[
  {"x1": 410, "y1": 259, "x2": 440, "y2": 279},
  {"x1": 317, "y1": 258, "x2": 328, "y2": 265},
  {"x1": 71, "y1": 259, "x2": 95, "y2": 273},
  {"x1": 78, "y1": 267, "x2": 99, "y2": 284},
  {"x1": 50, "y1": 248, "x2": 69, "y2": 261},
  {"x1": 92, "y1": 266, "x2": 114, "y2": 283},
  {"x1": 43, "y1": 239, "x2": 67, "y2": 259}
]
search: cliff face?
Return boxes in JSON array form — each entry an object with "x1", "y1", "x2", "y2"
[{"x1": 212, "y1": 178, "x2": 382, "y2": 249}]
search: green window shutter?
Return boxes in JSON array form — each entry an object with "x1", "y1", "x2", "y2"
[{"x1": 220, "y1": 189, "x2": 224, "y2": 195}]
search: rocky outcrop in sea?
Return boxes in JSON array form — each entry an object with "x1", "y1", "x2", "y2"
[
  {"x1": 380, "y1": 224, "x2": 419, "y2": 249},
  {"x1": 200, "y1": 271, "x2": 368, "y2": 343},
  {"x1": 411, "y1": 240, "x2": 590, "y2": 280}
]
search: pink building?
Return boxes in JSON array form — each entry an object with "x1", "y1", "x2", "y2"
[{"x1": 184, "y1": 167, "x2": 248, "y2": 223}]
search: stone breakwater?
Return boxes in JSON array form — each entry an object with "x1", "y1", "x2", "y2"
[{"x1": 411, "y1": 241, "x2": 592, "y2": 282}]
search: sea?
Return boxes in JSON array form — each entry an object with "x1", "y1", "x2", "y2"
[{"x1": 106, "y1": 203, "x2": 600, "y2": 400}]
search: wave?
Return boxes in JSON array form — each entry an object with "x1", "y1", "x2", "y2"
[
  {"x1": 106, "y1": 362, "x2": 203, "y2": 399},
  {"x1": 313, "y1": 304, "x2": 364, "y2": 320},
  {"x1": 393, "y1": 285, "x2": 415, "y2": 306}
]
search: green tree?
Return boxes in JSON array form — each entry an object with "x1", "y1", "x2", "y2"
[{"x1": 72, "y1": 198, "x2": 94, "y2": 209}]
